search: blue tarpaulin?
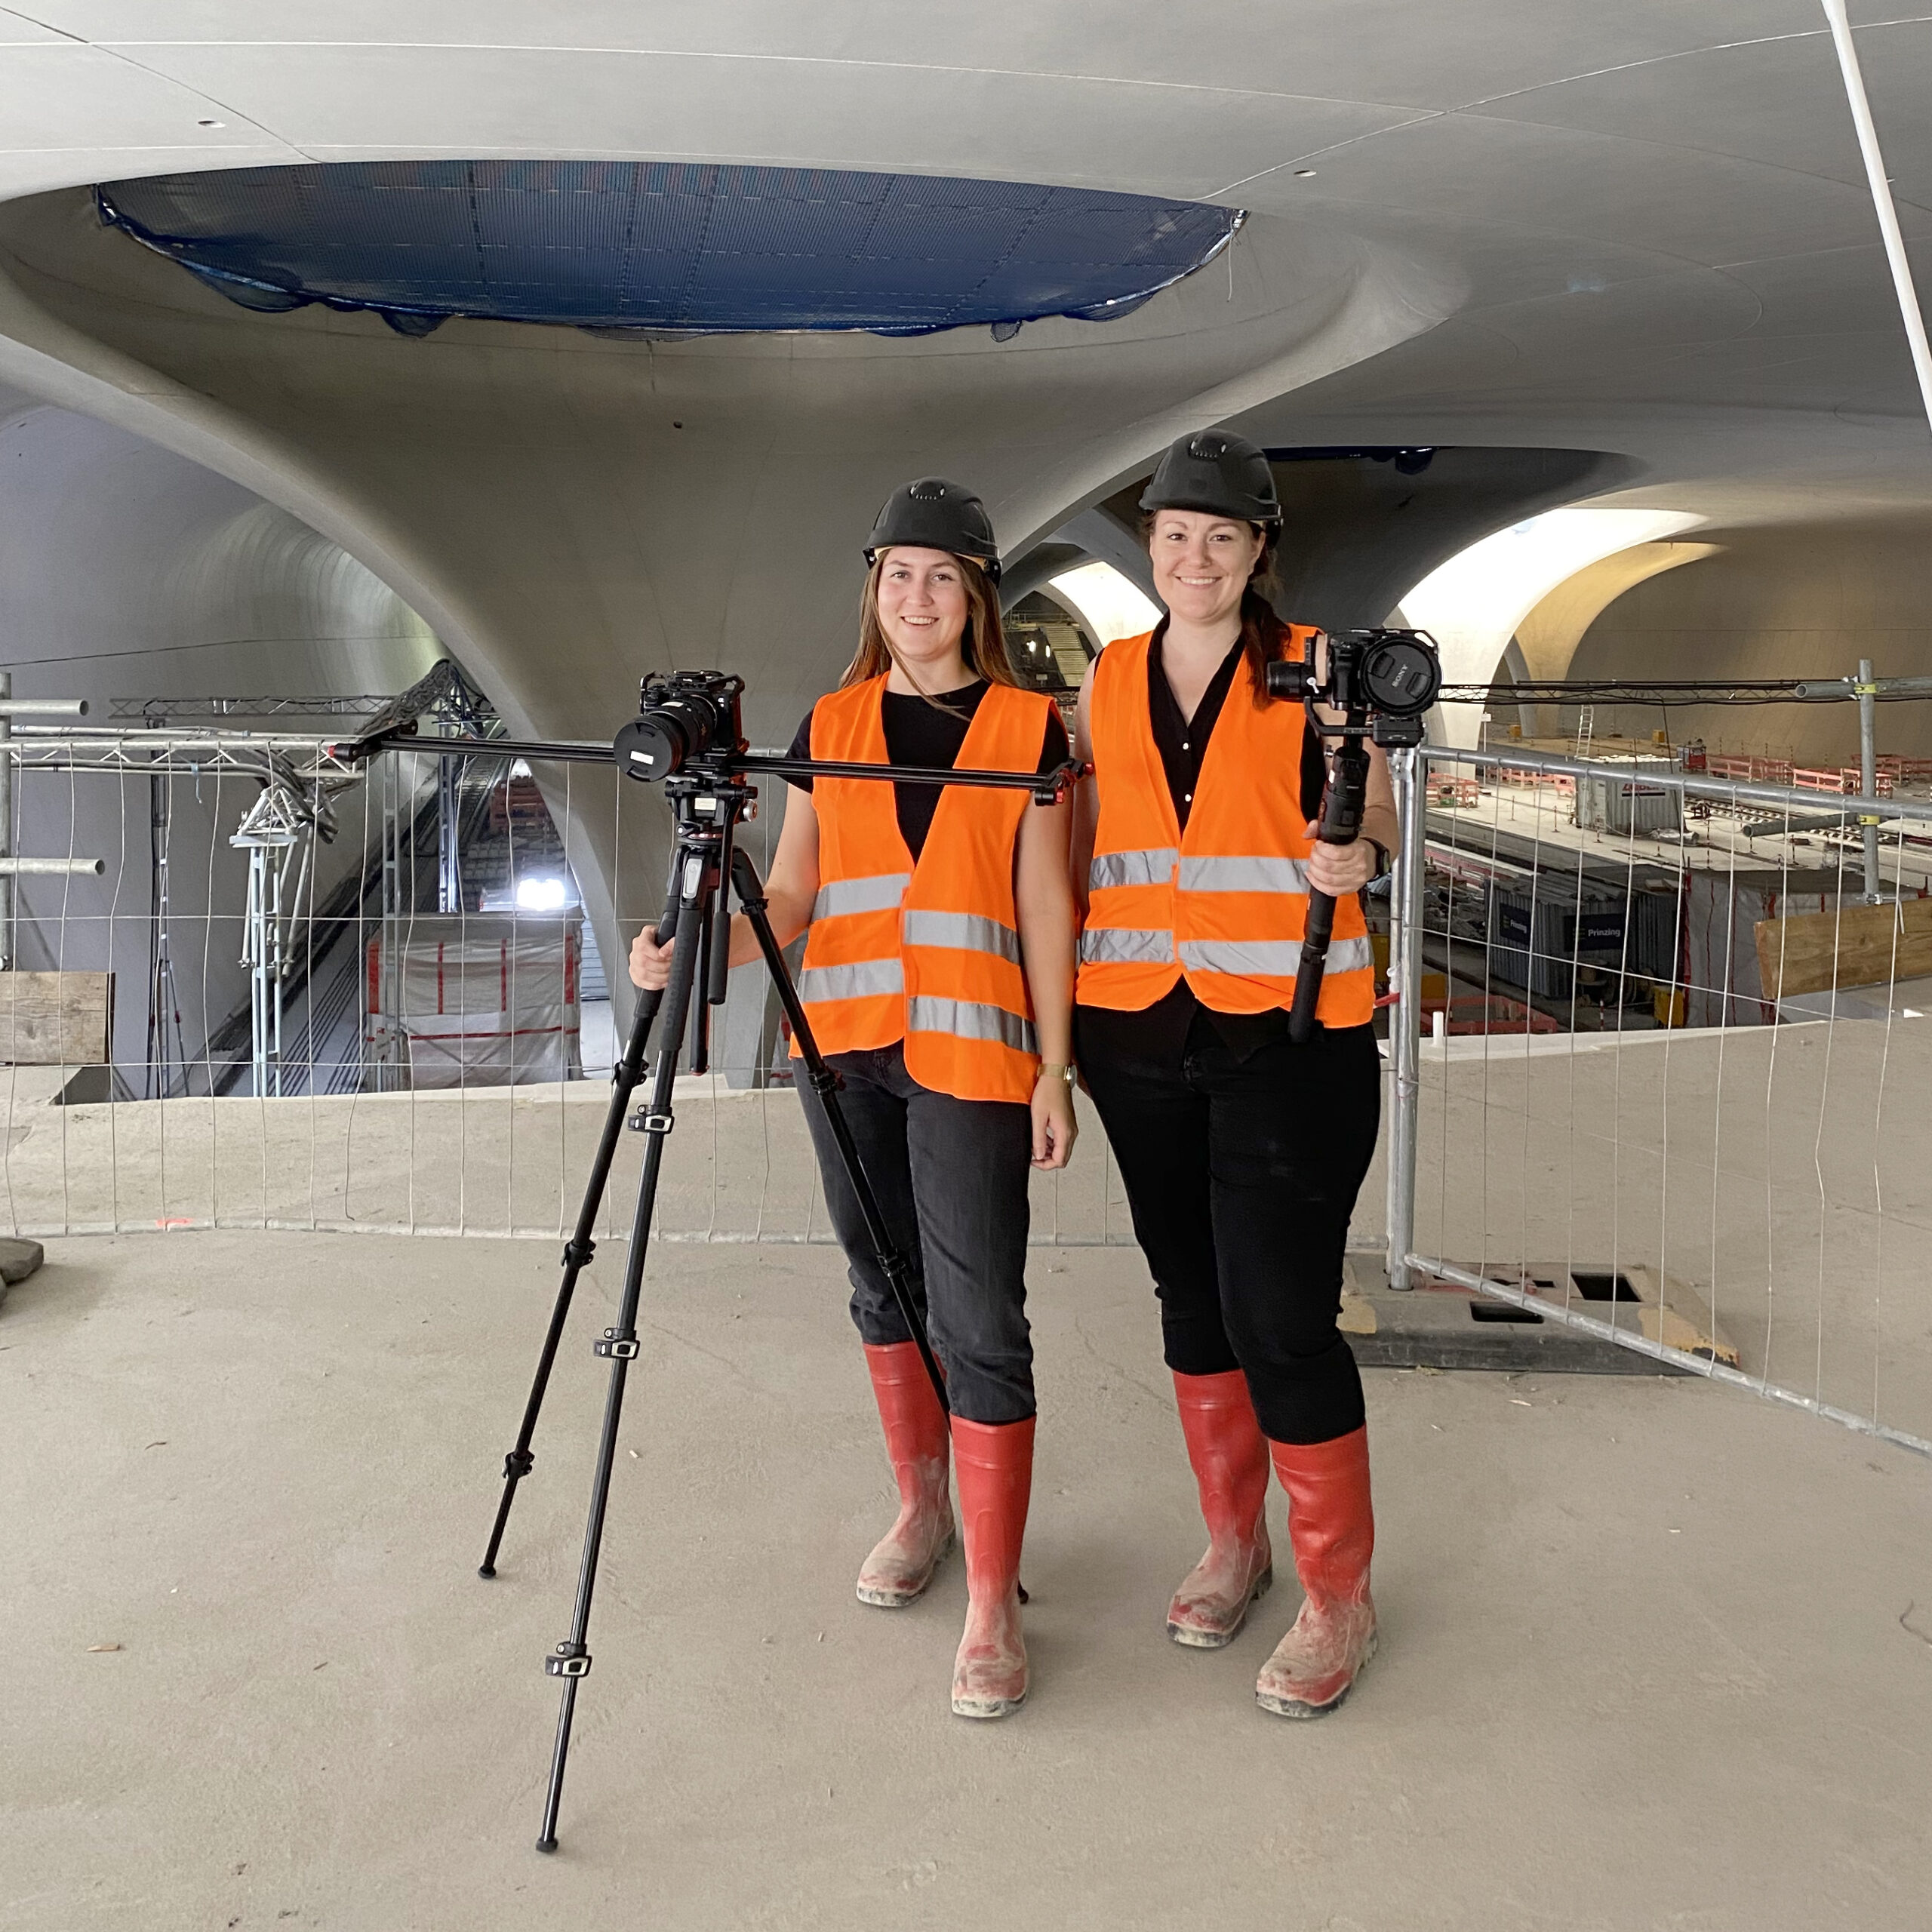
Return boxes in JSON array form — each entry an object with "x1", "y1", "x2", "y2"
[{"x1": 96, "y1": 161, "x2": 1244, "y2": 340}]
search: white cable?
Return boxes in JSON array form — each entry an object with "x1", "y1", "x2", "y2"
[{"x1": 1820, "y1": 0, "x2": 1932, "y2": 430}]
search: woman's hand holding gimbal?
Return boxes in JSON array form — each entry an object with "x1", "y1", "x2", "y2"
[{"x1": 1303, "y1": 822, "x2": 1380, "y2": 897}]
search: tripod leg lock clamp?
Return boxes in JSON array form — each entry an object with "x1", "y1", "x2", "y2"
[
  {"x1": 544, "y1": 1641, "x2": 592, "y2": 1679},
  {"x1": 595, "y1": 1328, "x2": 641, "y2": 1360},
  {"x1": 626, "y1": 1109, "x2": 675, "y2": 1135},
  {"x1": 501, "y1": 1448, "x2": 536, "y2": 1480},
  {"x1": 561, "y1": 1236, "x2": 595, "y2": 1269}
]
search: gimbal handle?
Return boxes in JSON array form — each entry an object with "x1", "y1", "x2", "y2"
[{"x1": 1287, "y1": 707, "x2": 1373, "y2": 1046}]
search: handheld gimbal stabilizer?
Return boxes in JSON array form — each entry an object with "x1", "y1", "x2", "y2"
[
  {"x1": 1264, "y1": 629, "x2": 1441, "y2": 1044},
  {"x1": 358, "y1": 671, "x2": 1078, "y2": 1854}
]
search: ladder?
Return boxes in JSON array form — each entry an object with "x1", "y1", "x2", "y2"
[{"x1": 1574, "y1": 703, "x2": 1596, "y2": 760}]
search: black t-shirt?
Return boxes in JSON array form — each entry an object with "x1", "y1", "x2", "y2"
[
  {"x1": 1077, "y1": 624, "x2": 1354, "y2": 1066},
  {"x1": 788, "y1": 679, "x2": 1071, "y2": 862}
]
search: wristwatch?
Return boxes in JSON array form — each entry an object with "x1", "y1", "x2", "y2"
[{"x1": 1038, "y1": 1061, "x2": 1077, "y2": 1085}]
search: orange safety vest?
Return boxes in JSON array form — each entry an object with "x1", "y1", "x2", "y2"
[
  {"x1": 1076, "y1": 629, "x2": 1376, "y2": 1028},
  {"x1": 797, "y1": 675, "x2": 1052, "y2": 1103}
]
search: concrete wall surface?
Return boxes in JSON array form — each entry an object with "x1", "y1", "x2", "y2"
[
  {"x1": 0, "y1": 393, "x2": 438, "y2": 1076},
  {"x1": 1569, "y1": 521, "x2": 1932, "y2": 764}
]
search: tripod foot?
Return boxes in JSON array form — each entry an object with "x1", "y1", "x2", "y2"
[
  {"x1": 477, "y1": 1564, "x2": 497, "y2": 1580},
  {"x1": 536, "y1": 1836, "x2": 558, "y2": 1855}
]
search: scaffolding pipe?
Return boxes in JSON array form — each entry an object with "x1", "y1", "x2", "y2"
[
  {"x1": 1383, "y1": 746, "x2": 1426, "y2": 1291},
  {"x1": 1857, "y1": 655, "x2": 1882, "y2": 902},
  {"x1": 0, "y1": 857, "x2": 105, "y2": 875},
  {"x1": 0, "y1": 697, "x2": 88, "y2": 718},
  {"x1": 1424, "y1": 742, "x2": 1932, "y2": 823},
  {"x1": 1820, "y1": 0, "x2": 1932, "y2": 432}
]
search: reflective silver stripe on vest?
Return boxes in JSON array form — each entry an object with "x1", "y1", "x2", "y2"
[
  {"x1": 1177, "y1": 935, "x2": 1377, "y2": 977},
  {"x1": 1321, "y1": 936, "x2": 1377, "y2": 975},
  {"x1": 906, "y1": 995, "x2": 1038, "y2": 1055},
  {"x1": 812, "y1": 872, "x2": 912, "y2": 920},
  {"x1": 798, "y1": 957, "x2": 904, "y2": 1004},
  {"x1": 1179, "y1": 854, "x2": 1310, "y2": 894},
  {"x1": 902, "y1": 908, "x2": 1023, "y2": 964},
  {"x1": 1088, "y1": 847, "x2": 1179, "y2": 892},
  {"x1": 1079, "y1": 926, "x2": 1175, "y2": 966}
]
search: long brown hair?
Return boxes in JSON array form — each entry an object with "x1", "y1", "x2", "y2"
[
  {"x1": 838, "y1": 551, "x2": 1020, "y2": 697},
  {"x1": 1237, "y1": 530, "x2": 1294, "y2": 707}
]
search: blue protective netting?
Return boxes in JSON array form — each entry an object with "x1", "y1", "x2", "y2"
[{"x1": 95, "y1": 161, "x2": 1244, "y2": 340}]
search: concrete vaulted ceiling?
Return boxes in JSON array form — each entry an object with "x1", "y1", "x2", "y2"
[{"x1": 5, "y1": 2, "x2": 1932, "y2": 973}]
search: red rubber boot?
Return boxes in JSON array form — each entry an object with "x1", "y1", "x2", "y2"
[
  {"x1": 950, "y1": 1415, "x2": 1034, "y2": 1718},
  {"x1": 855, "y1": 1342, "x2": 954, "y2": 1608},
  {"x1": 1167, "y1": 1369, "x2": 1273, "y2": 1647},
  {"x1": 1256, "y1": 1426, "x2": 1377, "y2": 1718}
]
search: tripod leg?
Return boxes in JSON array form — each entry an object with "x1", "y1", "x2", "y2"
[
  {"x1": 537, "y1": 871, "x2": 708, "y2": 1854},
  {"x1": 728, "y1": 848, "x2": 949, "y2": 1414},
  {"x1": 478, "y1": 982, "x2": 660, "y2": 1579}
]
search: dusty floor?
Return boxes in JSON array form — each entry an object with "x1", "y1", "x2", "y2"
[{"x1": 5, "y1": 1230, "x2": 1932, "y2": 1931}]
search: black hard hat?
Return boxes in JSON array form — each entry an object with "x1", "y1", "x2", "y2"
[
  {"x1": 864, "y1": 478, "x2": 1001, "y2": 582},
  {"x1": 1139, "y1": 429, "x2": 1281, "y2": 528}
]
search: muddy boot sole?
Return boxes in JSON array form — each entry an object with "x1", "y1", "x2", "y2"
[
  {"x1": 951, "y1": 1683, "x2": 1027, "y2": 1720},
  {"x1": 1255, "y1": 1628, "x2": 1377, "y2": 1718},
  {"x1": 1168, "y1": 1562, "x2": 1272, "y2": 1650},
  {"x1": 856, "y1": 1524, "x2": 955, "y2": 1607}
]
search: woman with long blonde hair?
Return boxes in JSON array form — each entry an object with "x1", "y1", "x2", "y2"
[{"x1": 632, "y1": 478, "x2": 1076, "y2": 1719}]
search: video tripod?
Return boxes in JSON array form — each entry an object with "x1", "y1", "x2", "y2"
[{"x1": 370, "y1": 675, "x2": 1077, "y2": 1853}]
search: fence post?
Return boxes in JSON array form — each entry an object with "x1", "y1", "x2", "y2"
[
  {"x1": 1857, "y1": 656, "x2": 1882, "y2": 903},
  {"x1": 1384, "y1": 744, "x2": 1426, "y2": 1290},
  {"x1": 0, "y1": 669, "x2": 11, "y2": 971}
]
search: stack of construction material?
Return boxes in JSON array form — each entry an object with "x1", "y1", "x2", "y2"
[
  {"x1": 1484, "y1": 873, "x2": 1680, "y2": 1002},
  {"x1": 1680, "y1": 870, "x2": 1932, "y2": 1026}
]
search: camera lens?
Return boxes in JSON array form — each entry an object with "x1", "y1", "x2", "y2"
[
  {"x1": 613, "y1": 677, "x2": 741, "y2": 780},
  {"x1": 614, "y1": 712, "x2": 688, "y2": 780},
  {"x1": 1264, "y1": 660, "x2": 1315, "y2": 701},
  {"x1": 1361, "y1": 636, "x2": 1441, "y2": 716}
]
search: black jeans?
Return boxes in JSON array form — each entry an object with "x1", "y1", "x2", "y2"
[
  {"x1": 796, "y1": 1042, "x2": 1035, "y2": 1426},
  {"x1": 1078, "y1": 1009, "x2": 1380, "y2": 1444}
]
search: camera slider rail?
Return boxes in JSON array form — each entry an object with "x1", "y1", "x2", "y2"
[{"x1": 331, "y1": 724, "x2": 1084, "y2": 806}]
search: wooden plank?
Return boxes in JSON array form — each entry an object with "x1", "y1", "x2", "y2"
[
  {"x1": 1754, "y1": 897, "x2": 1932, "y2": 1001},
  {"x1": 0, "y1": 971, "x2": 113, "y2": 1065}
]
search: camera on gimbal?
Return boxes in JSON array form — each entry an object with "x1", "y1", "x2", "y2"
[
  {"x1": 612, "y1": 671, "x2": 747, "y2": 782},
  {"x1": 1266, "y1": 627, "x2": 1442, "y2": 1043},
  {"x1": 1265, "y1": 627, "x2": 1442, "y2": 749}
]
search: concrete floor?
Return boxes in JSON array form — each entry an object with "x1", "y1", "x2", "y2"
[
  {"x1": 1413, "y1": 1018, "x2": 1932, "y2": 1441},
  {"x1": 6, "y1": 1231, "x2": 1932, "y2": 1931},
  {"x1": 8, "y1": 1004, "x2": 1932, "y2": 1442}
]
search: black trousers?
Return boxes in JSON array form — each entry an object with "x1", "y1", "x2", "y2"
[
  {"x1": 1078, "y1": 1009, "x2": 1380, "y2": 1444},
  {"x1": 796, "y1": 1042, "x2": 1035, "y2": 1426}
]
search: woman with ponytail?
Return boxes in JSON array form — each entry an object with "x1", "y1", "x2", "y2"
[{"x1": 1071, "y1": 430, "x2": 1399, "y2": 1719}]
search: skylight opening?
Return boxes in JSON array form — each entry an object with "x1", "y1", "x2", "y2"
[{"x1": 96, "y1": 161, "x2": 1245, "y2": 341}]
